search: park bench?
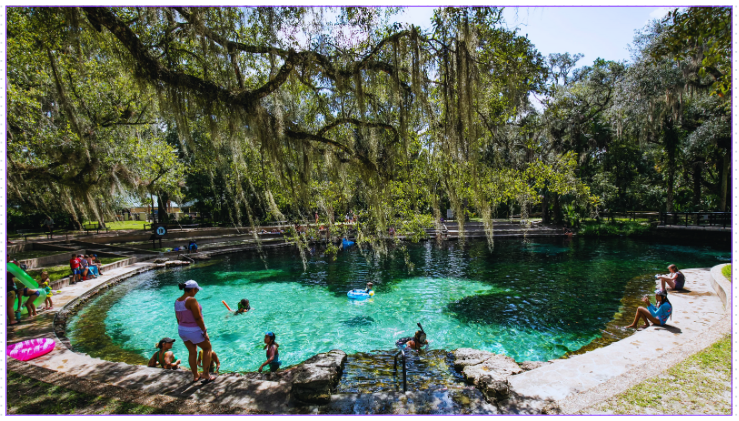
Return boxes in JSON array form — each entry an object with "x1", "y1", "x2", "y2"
[
  {"x1": 15, "y1": 229, "x2": 35, "y2": 241},
  {"x1": 82, "y1": 223, "x2": 109, "y2": 234}
]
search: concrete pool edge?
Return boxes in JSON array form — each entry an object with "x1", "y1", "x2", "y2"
[
  {"x1": 7, "y1": 259, "x2": 730, "y2": 414},
  {"x1": 504, "y1": 266, "x2": 730, "y2": 414}
]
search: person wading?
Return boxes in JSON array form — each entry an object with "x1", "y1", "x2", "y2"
[{"x1": 175, "y1": 280, "x2": 216, "y2": 383}]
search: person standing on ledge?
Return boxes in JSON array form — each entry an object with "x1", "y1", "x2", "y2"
[
  {"x1": 175, "y1": 280, "x2": 216, "y2": 383},
  {"x1": 626, "y1": 289, "x2": 672, "y2": 329},
  {"x1": 258, "y1": 332, "x2": 281, "y2": 372},
  {"x1": 656, "y1": 264, "x2": 685, "y2": 291}
]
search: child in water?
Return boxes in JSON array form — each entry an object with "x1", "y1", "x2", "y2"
[
  {"x1": 258, "y1": 332, "x2": 281, "y2": 372},
  {"x1": 236, "y1": 298, "x2": 252, "y2": 314},
  {"x1": 198, "y1": 349, "x2": 220, "y2": 374}
]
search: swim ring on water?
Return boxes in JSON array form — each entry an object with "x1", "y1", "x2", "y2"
[
  {"x1": 7, "y1": 338, "x2": 55, "y2": 361},
  {"x1": 347, "y1": 289, "x2": 374, "y2": 300},
  {"x1": 342, "y1": 239, "x2": 355, "y2": 248}
]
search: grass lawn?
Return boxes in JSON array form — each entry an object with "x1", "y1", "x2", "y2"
[
  {"x1": 85, "y1": 220, "x2": 148, "y2": 230},
  {"x1": 9, "y1": 250, "x2": 67, "y2": 260},
  {"x1": 721, "y1": 264, "x2": 731, "y2": 281},
  {"x1": 591, "y1": 335, "x2": 731, "y2": 414},
  {"x1": 6, "y1": 371, "x2": 167, "y2": 415},
  {"x1": 26, "y1": 257, "x2": 126, "y2": 283}
]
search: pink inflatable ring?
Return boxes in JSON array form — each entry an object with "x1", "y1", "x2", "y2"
[{"x1": 7, "y1": 338, "x2": 55, "y2": 361}]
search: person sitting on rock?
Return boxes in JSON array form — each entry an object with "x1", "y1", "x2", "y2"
[
  {"x1": 656, "y1": 264, "x2": 685, "y2": 291},
  {"x1": 148, "y1": 337, "x2": 181, "y2": 369},
  {"x1": 626, "y1": 289, "x2": 672, "y2": 329},
  {"x1": 188, "y1": 241, "x2": 198, "y2": 253}
]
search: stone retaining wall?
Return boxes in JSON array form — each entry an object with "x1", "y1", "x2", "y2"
[
  {"x1": 50, "y1": 257, "x2": 137, "y2": 290},
  {"x1": 709, "y1": 263, "x2": 731, "y2": 308}
]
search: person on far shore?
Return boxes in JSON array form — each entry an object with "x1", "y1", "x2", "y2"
[
  {"x1": 78, "y1": 254, "x2": 90, "y2": 280},
  {"x1": 626, "y1": 289, "x2": 672, "y2": 329},
  {"x1": 91, "y1": 254, "x2": 104, "y2": 276},
  {"x1": 656, "y1": 264, "x2": 685, "y2": 291},
  {"x1": 84, "y1": 255, "x2": 99, "y2": 278},
  {"x1": 70, "y1": 254, "x2": 81, "y2": 283},
  {"x1": 258, "y1": 332, "x2": 281, "y2": 373},
  {"x1": 43, "y1": 216, "x2": 54, "y2": 238},
  {"x1": 175, "y1": 280, "x2": 216, "y2": 383},
  {"x1": 198, "y1": 349, "x2": 220, "y2": 374},
  {"x1": 148, "y1": 337, "x2": 181, "y2": 369}
]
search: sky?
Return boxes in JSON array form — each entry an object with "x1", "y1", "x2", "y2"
[{"x1": 394, "y1": 6, "x2": 674, "y2": 68}]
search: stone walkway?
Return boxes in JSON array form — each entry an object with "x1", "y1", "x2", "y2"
[{"x1": 504, "y1": 268, "x2": 730, "y2": 414}]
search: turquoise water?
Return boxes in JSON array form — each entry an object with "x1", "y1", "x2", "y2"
[{"x1": 67, "y1": 237, "x2": 729, "y2": 374}]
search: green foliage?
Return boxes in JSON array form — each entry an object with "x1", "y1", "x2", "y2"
[
  {"x1": 721, "y1": 264, "x2": 730, "y2": 282},
  {"x1": 653, "y1": 7, "x2": 731, "y2": 98},
  {"x1": 578, "y1": 221, "x2": 652, "y2": 237},
  {"x1": 7, "y1": 6, "x2": 729, "y2": 253}
]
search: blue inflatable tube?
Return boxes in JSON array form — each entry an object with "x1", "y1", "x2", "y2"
[
  {"x1": 342, "y1": 239, "x2": 355, "y2": 248},
  {"x1": 347, "y1": 289, "x2": 372, "y2": 300}
]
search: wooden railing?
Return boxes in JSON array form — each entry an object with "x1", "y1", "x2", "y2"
[{"x1": 659, "y1": 212, "x2": 730, "y2": 228}]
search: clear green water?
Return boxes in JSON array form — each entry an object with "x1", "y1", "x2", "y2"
[{"x1": 67, "y1": 237, "x2": 729, "y2": 376}]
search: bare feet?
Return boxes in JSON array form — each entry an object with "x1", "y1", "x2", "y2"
[
  {"x1": 625, "y1": 323, "x2": 637, "y2": 329},
  {"x1": 641, "y1": 323, "x2": 650, "y2": 329}
]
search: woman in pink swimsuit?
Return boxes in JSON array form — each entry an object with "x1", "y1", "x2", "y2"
[{"x1": 175, "y1": 280, "x2": 216, "y2": 383}]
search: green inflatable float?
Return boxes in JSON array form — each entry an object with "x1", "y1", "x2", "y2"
[{"x1": 7, "y1": 262, "x2": 47, "y2": 314}]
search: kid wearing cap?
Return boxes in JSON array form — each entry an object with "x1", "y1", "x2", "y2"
[
  {"x1": 148, "y1": 337, "x2": 181, "y2": 369},
  {"x1": 258, "y1": 332, "x2": 281, "y2": 372}
]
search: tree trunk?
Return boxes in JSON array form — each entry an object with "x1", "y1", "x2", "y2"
[
  {"x1": 719, "y1": 153, "x2": 730, "y2": 212},
  {"x1": 692, "y1": 162, "x2": 702, "y2": 210},
  {"x1": 157, "y1": 191, "x2": 170, "y2": 224},
  {"x1": 552, "y1": 194, "x2": 562, "y2": 224},
  {"x1": 541, "y1": 190, "x2": 550, "y2": 224},
  {"x1": 664, "y1": 120, "x2": 679, "y2": 212}
]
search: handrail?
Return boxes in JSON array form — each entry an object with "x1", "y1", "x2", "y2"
[{"x1": 659, "y1": 211, "x2": 730, "y2": 228}]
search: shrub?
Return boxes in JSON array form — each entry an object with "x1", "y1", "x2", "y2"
[{"x1": 578, "y1": 221, "x2": 652, "y2": 237}]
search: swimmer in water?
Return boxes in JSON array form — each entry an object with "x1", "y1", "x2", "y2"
[{"x1": 236, "y1": 298, "x2": 252, "y2": 314}]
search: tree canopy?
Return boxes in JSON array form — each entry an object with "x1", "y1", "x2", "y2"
[{"x1": 7, "y1": 6, "x2": 731, "y2": 245}]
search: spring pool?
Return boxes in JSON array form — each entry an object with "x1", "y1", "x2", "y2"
[{"x1": 67, "y1": 237, "x2": 729, "y2": 375}]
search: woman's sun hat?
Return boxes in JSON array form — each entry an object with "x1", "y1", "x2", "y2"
[{"x1": 185, "y1": 280, "x2": 202, "y2": 290}]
